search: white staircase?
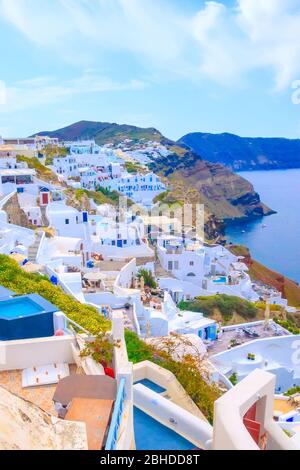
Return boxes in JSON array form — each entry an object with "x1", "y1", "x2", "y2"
[{"x1": 28, "y1": 232, "x2": 43, "y2": 262}]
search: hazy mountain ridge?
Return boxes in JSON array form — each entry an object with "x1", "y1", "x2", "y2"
[
  {"x1": 33, "y1": 121, "x2": 274, "y2": 238},
  {"x1": 178, "y1": 132, "x2": 300, "y2": 171}
]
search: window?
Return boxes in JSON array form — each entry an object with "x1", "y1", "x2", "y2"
[
  {"x1": 189, "y1": 261, "x2": 194, "y2": 266},
  {"x1": 168, "y1": 261, "x2": 173, "y2": 271},
  {"x1": 174, "y1": 261, "x2": 179, "y2": 270},
  {"x1": 65, "y1": 219, "x2": 69, "y2": 225}
]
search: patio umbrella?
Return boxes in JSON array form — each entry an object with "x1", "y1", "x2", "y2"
[
  {"x1": 83, "y1": 272, "x2": 106, "y2": 282},
  {"x1": 22, "y1": 262, "x2": 43, "y2": 273},
  {"x1": 13, "y1": 244, "x2": 27, "y2": 255},
  {"x1": 9, "y1": 253, "x2": 26, "y2": 264}
]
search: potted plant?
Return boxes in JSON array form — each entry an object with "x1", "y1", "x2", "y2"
[
  {"x1": 247, "y1": 353, "x2": 256, "y2": 361},
  {"x1": 80, "y1": 331, "x2": 118, "y2": 368}
]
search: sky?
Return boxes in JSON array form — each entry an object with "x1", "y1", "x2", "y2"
[{"x1": 1, "y1": 0, "x2": 300, "y2": 140}]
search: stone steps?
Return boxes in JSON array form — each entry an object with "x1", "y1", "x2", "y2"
[{"x1": 28, "y1": 233, "x2": 43, "y2": 262}]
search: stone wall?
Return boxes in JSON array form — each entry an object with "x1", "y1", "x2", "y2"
[{"x1": 3, "y1": 193, "x2": 30, "y2": 227}]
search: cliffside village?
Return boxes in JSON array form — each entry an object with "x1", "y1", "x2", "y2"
[{"x1": 0, "y1": 133, "x2": 299, "y2": 451}]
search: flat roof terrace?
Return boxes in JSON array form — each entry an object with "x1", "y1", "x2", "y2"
[
  {"x1": 0, "y1": 364, "x2": 79, "y2": 415},
  {"x1": 207, "y1": 322, "x2": 289, "y2": 356}
]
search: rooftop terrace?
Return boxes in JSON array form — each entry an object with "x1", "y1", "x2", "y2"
[
  {"x1": 0, "y1": 364, "x2": 79, "y2": 415},
  {"x1": 207, "y1": 321, "x2": 289, "y2": 356}
]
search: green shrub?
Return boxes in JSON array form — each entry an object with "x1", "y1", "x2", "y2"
[
  {"x1": 255, "y1": 301, "x2": 281, "y2": 312},
  {"x1": 0, "y1": 255, "x2": 110, "y2": 334},
  {"x1": 96, "y1": 187, "x2": 120, "y2": 204},
  {"x1": 80, "y1": 331, "x2": 117, "y2": 367},
  {"x1": 229, "y1": 373, "x2": 238, "y2": 386},
  {"x1": 125, "y1": 162, "x2": 144, "y2": 174},
  {"x1": 284, "y1": 386, "x2": 300, "y2": 396},
  {"x1": 137, "y1": 268, "x2": 157, "y2": 289},
  {"x1": 125, "y1": 330, "x2": 221, "y2": 423},
  {"x1": 16, "y1": 155, "x2": 59, "y2": 183},
  {"x1": 274, "y1": 318, "x2": 300, "y2": 335},
  {"x1": 125, "y1": 330, "x2": 154, "y2": 363},
  {"x1": 178, "y1": 294, "x2": 258, "y2": 322}
]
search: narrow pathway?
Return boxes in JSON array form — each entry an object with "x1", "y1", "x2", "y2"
[{"x1": 28, "y1": 232, "x2": 43, "y2": 262}]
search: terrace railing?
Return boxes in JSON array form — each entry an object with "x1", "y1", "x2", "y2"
[
  {"x1": 105, "y1": 377, "x2": 126, "y2": 450},
  {"x1": 65, "y1": 316, "x2": 91, "y2": 336}
]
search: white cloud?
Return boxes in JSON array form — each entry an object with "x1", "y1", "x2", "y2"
[
  {"x1": 189, "y1": 0, "x2": 300, "y2": 90},
  {"x1": 1, "y1": 0, "x2": 300, "y2": 90},
  {"x1": 0, "y1": 72, "x2": 148, "y2": 113}
]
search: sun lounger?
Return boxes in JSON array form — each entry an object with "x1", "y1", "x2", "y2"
[{"x1": 22, "y1": 363, "x2": 70, "y2": 388}]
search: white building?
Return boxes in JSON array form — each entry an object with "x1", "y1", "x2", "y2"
[
  {"x1": 140, "y1": 291, "x2": 218, "y2": 339},
  {"x1": 51, "y1": 156, "x2": 79, "y2": 179},
  {"x1": 157, "y1": 235, "x2": 260, "y2": 303},
  {"x1": 90, "y1": 214, "x2": 154, "y2": 260},
  {"x1": 100, "y1": 172, "x2": 166, "y2": 208},
  {"x1": 0, "y1": 168, "x2": 36, "y2": 195},
  {"x1": 46, "y1": 202, "x2": 90, "y2": 238},
  {"x1": 210, "y1": 334, "x2": 300, "y2": 395},
  {"x1": 0, "y1": 209, "x2": 35, "y2": 256}
]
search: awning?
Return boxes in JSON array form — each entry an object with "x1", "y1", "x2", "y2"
[
  {"x1": 83, "y1": 271, "x2": 106, "y2": 282},
  {"x1": 22, "y1": 262, "x2": 43, "y2": 273},
  {"x1": 9, "y1": 253, "x2": 26, "y2": 263}
]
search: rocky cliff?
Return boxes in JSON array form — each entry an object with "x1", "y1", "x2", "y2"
[
  {"x1": 3, "y1": 193, "x2": 30, "y2": 228},
  {"x1": 179, "y1": 132, "x2": 300, "y2": 171},
  {"x1": 34, "y1": 121, "x2": 274, "y2": 238}
]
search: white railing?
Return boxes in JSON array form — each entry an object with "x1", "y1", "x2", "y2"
[
  {"x1": 0, "y1": 190, "x2": 16, "y2": 209},
  {"x1": 105, "y1": 377, "x2": 126, "y2": 450},
  {"x1": 35, "y1": 231, "x2": 46, "y2": 263},
  {"x1": 132, "y1": 302, "x2": 141, "y2": 336}
]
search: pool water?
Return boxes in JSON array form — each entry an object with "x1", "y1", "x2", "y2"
[
  {"x1": 134, "y1": 407, "x2": 196, "y2": 450},
  {"x1": 213, "y1": 276, "x2": 227, "y2": 283},
  {"x1": 135, "y1": 379, "x2": 166, "y2": 394},
  {"x1": 0, "y1": 298, "x2": 42, "y2": 319}
]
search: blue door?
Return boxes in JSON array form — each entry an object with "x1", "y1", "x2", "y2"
[{"x1": 117, "y1": 240, "x2": 123, "y2": 248}]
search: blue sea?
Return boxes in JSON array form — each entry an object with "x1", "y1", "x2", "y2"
[{"x1": 225, "y1": 169, "x2": 300, "y2": 284}]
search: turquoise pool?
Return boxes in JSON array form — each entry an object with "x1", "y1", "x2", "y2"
[
  {"x1": 0, "y1": 294, "x2": 58, "y2": 341},
  {"x1": 134, "y1": 407, "x2": 197, "y2": 450},
  {"x1": 213, "y1": 276, "x2": 227, "y2": 283},
  {"x1": 0, "y1": 297, "x2": 42, "y2": 319},
  {"x1": 135, "y1": 379, "x2": 166, "y2": 394}
]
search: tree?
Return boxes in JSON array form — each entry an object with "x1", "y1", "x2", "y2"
[
  {"x1": 80, "y1": 331, "x2": 118, "y2": 367},
  {"x1": 137, "y1": 268, "x2": 157, "y2": 289}
]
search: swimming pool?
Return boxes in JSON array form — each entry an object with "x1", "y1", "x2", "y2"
[
  {"x1": 213, "y1": 276, "x2": 227, "y2": 283},
  {"x1": 0, "y1": 294, "x2": 58, "y2": 341},
  {"x1": 135, "y1": 379, "x2": 166, "y2": 394},
  {"x1": 134, "y1": 407, "x2": 196, "y2": 450},
  {"x1": 0, "y1": 297, "x2": 42, "y2": 319}
]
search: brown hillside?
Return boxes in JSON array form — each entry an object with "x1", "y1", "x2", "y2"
[{"x1": 230, "y1": 245, "x2": 300, "y2": 308}]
